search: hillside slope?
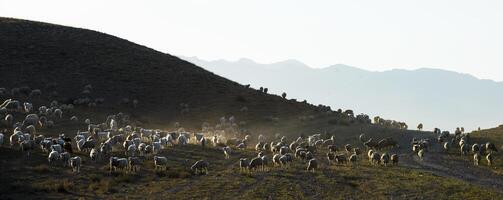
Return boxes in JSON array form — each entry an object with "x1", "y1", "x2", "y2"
[
  {"x1": 0, "y1": 18, "x2": 327, "y2": 131},
  {"x1": 182, "y1": 56, "x2": 503, "y2": 131}
]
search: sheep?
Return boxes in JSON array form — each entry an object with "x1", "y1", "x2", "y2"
[
  {"x1": 4, "y1": 114, "x2": 14, "y2": 127},
  {"x1": 486, "y1": 154, "x2": 494, "y2": 166},
  {"x1": 367, "y1": 150, "x2": 374, "y2": 161},
  {"x1": 0, "y1": 133, "x2": 4, "y2": 146},
  {"x1": 70, "y1": 116, "x2": 78, "y2": 122},
  {"x1": 100, "y1": 142, "x2": 113, "y2": 157},
  {"x1": 280, "y1": 146, "x2": 289, "y2": 155},
  {"x1": 345, "y1": 144, "x2": 352, "y2": 153},
  {"x1": 70, "y1": 156, "x2": 82, "y2": 173},
  {"x1": 239, "y1": 158, "x2": 249, "y2": 172},
  {"x1": 51, "y1": 144, "x2": 63, "y2": 153},
  {"x1": 81, "y1": 140, "x2": 96, "y2": 152},
  {"x1": 152, "y1": 141, "x2": 162, "y2": 154},
  {"x1": 248, "y1": 157, "x2": 264, "y2": 171},
  {"x1": 486, "y1": 142, "x2": 498, "y2": 153},
  {"x1": 335, "y1": 154, "x2": 347, "y2": 165},
  {"x1": 381, "y1": 153, "x2": 390, "y2": 166},
  {"x1": 128, "y1": 157, "x2": 142, "y2": 172},
  {"x1": 258, "y1": 134, "x2": 266, "y2": 143},
  {"x1": 110, "y1": 157, "x2": 128, "y2": 172},
  {"x1": 48, "y1": 150, "x2": 60, "y2": 165},
  {"x1": 327, "y1": 152, "x2": 336, "y2": 165},
  {"x1": 391, "y1": 154, "x2": 399, "y2": 165},
  {"x1": 191, "y1": 160, "x2": 209, "y2": 175},
  {"x1": 353, "y1": 148, "x2": 362, "y2": 156},
  {"x1": 153, "y1": 156, "x2": 168, "y2": 171},
  {"x1": 418, "y1": 149, "x2": 425, "y2": 160},
  {"x1": 223, "y1": 146, "x2": 231, "y2": 159},
  {"x1": 472, "y1": 144, "x2": 480, "y2": 154},
  {"x1": 23, "y1": 102, "x2": 33, "y2": 113},
  {"x1": 307, "y1": 159, "x2": 318, "y2": 172},
  {"x1": 90, "y1": 148, "x2": 99, "y2": 161},
  {"x1": 349, "y1": 154, "x2": 358, "y2": 165},
  {"x1": 443, "y1": 142, "x2": 450, "y2": 152},
  {"x1": 60, "y1": 152, "x2": 71, "y2": 167},
  {"x1": 474, "y1": 153, "x2": 481, "y2": 166},
  {"x1": 236, "y1": 142, "x2": 246, "y2": 150},
  {"x1": 23, "y1": 114, "x2": 39, "y2": 127},
  {"x1": 20, "y1": 140, "x2": 34, "y2": 157},
  {"x1": 63, "y1": 142, "x2": 73, "y2": 153},
  {"x1": 177, "y1": 134, "x2": 187, "y2": 146},
  {"x1": 272, "y1": 154, "x2": 281, "y2": 166},
  {"x1": 126, "y1": 144, "x2": 137, "y2": 157},
  {"x1": 255, "y1": 142, "x2": 264, "y2": 151},
  {"x1": 327, "y1": 145, "x2": 337, "y2": 153},
  {"x1": 370, "y1": 152, "x2": 380, "y2": 165}
]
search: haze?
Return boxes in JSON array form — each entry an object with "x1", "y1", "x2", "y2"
[{"x1": 1, "y1": 0, "x2": 503, "y2": 81}]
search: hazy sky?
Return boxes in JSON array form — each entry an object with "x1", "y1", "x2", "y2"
[{"x1": 2, "y1": 0, "x2": 503, "y2": 81}]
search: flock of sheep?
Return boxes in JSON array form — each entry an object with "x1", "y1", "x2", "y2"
[{"x1": 0, "y1": 86, "x2": 499, "y2": 182}]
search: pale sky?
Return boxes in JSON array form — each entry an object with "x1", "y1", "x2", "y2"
[{"x1": 1, "y1": 0, "x2": 503, "y2": 81}]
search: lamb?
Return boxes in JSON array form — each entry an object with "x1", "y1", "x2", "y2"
[
  {"x1": 391, "y1": 154, "x2": 398, "y2": 165},
  {"x1": 223, "y1": 146, "x2": 232, "y2": 159},
  {"x1": 486, "y1": 153, "x2": 493, "y2": 166},
  {"x1": 70, "y1": 156, "x2": 82, "y2": 173},
  {"x1": 48, "y1": 150, "x2": 60, "y2": 165},
  {"x1": 153, "y1": 156, "x2": 169, "y2": 171},
  {"x1": 110, "y1": 157, "x2": 128, "y2": 172},
  {"x1": 248, "y1": 157, "x2": 264, "y2": 171},
  {"x1": 191, "y1": 160, "x2": 209, "y2": 175},
  {"x1": 60, "y1": 152, "x2": 71, "y2": 167},
  {"x1": 239, "y1": 158, "x2": 249, "y2": 172},
  {"x1": 306, "y1": 159, "x2": 318, "y2": 172},
  {"x1": 381, "y1": 153, "x2": 390, "y2": 166},
  {"x1": 128, "y1": 157, "x2": 142, "y2": 172},
  {"x1": 473, "y1": 153, "x2": 481, "y2": 166}
]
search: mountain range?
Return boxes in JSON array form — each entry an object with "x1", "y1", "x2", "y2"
[{"x1": 181, "y1": 56, "x2": 503, "y2": 131}]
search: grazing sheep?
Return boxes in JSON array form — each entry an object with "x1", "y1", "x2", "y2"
[
  {"x1": 272, "y1": 154, "x2": 281, "y2": 166},
  {"x1": 474, "y1": 153, "x2": 481, "y2": 166},
  {"x1": 48, "y1": 150, "x2": 59, "y2": 165},
  {"x1": 90, "y1": 148, "x2": 99, "y2": 161},
  {"x1": 418, "y1": 149, "x2": 425, "y2": 160},
  {"x1": 486, "y1": 154, "x2": 494, "y2": 166},
  {"x1": 345, "y1": 144, "x2": 352, "y2": 153},
  {"x1": 128, "y1": 157, "x2": 142, "y2": 172},
  {"x1": 443, "y1": 142, "x2": 450, "y2": 152},
  {"x1": 335, "y1": 154, "x2": 347, "y2": 165},
  {"x1": 69, "y1": 156, "x2": 82, "y2": 173},
  {"x1": 60, "y1": 152, "x2": 71, "y2": 167},
  {"x1": 110, "y1": 157, "x2": 128, "y2": 172},
  {"x1": 248, "y1": 157, "x2": 264, "y2": 171},
  {"x1": 255, "y1": 142, "x2": 264, "y2": 151},
  {"x1": 370, "y1": 152, "x2": 380, "y2": 165},
  {"x1": 223, "y1": 146, "x2": 231, "y2": 159},
  {"x1": 486, "y1": 142, "x2": 498, "y2": 153},
  {"x1": 51, "y1": 144, "x2": 63, "y2": 153},
  {"x1": 367, "y1": 150, "x2": 374, "y2": 161},
  {"x1": 381, "y1": 153, "x2": 390, "y2": 166},
  {"x1": 191, "y1": 160, "x2": 209, "y2": 175},
  {"x1": 390, "y1": 154, "x2": 399, "y2": 165},
  {"x1": 472, "y1": 144, "x2": 480, "y2": 154},
  {"x1": 239, "y1": 158, "x2": 249, "y2": 172},
  {"x1": 153, "y1": 156, "x2": 168, "y2": 171},
  {"x1": 280, "y1": 146, "x2": 289, "y2": 155},
  {"x1": 327, "y1": 152, "x2": 336, "y2": 165},
  {"x1": 20, "y1": 140, "x2": 34, "y2": 157},
  {"x1": 349, "y1": 154, "x2": 358, "y2": 165},
  {"x1": 307, "y1": 159, "x2": 318, "y2": 172}
]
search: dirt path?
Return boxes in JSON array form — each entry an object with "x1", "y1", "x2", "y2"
[{"x1": 399, "y1": 144, "x2": 503, "y2": 192}]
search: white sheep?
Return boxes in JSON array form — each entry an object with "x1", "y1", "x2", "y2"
[
  {"x1": 70, "y1": 156, "x2": 82, "y2": 173},
  {"x1": 153, "y1": 156, "x2": 168, "y2": 171},
  {"x1": 486, "y1": 154, "x2": 494, "y2": 166},
  {"x1": 48, "y1": 150, "x2": 60, "y2": 165}
]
